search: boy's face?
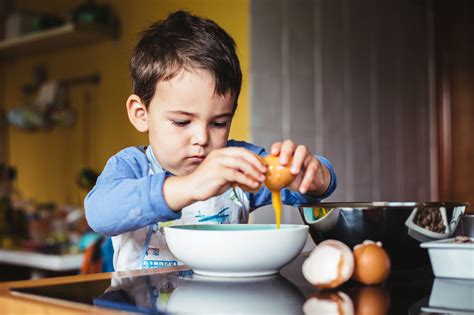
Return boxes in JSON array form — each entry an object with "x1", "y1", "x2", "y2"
[{"x1": 129, "y1": 69, "x2": 234, "y2": 176}]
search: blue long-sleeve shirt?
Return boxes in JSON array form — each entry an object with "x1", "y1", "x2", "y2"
[{"x1": 85, "y1": 140, "x2": 336, "y2": 236}]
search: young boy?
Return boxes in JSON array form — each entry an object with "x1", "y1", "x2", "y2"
[{"x1": 85, "y1": 11, "x2": 337, "y2": 271}]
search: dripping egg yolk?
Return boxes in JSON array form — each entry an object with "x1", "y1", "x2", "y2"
[
  {"x1": 264, "y1": 155, "x2": 295, "y2": 229},
  {"x1": 263, "y1": 155, "x2": 295, "y2": 229},
  {"x1": 236, "y1": 154, "x2": 296, "y2": 229}
]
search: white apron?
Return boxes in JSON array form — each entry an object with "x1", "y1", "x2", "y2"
[{"x1": 135, "y1": 146, "x2": 250, "y2": 269}]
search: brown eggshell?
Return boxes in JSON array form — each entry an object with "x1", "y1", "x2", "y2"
[
  {"x1": 263, "y1": 155, "x2": 295, "y2": 191},
  {"x1": 352, "y1": 241, "x2": 391, "y2": 285},
  {"x1": 350, "y1": 286, "x2": 391, "y2": 315}
]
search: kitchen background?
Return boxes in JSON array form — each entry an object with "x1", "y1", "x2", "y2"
[{"x1": 0, "y1": 0, "x2": 473, "y2": 280}]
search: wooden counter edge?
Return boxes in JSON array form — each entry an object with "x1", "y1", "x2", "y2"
[
  {"x1": 0, "y1": 265, "x2": 190, "y2": 314},
  {"x1": 0, "y1": 264, "x2": 189, "y2": 290}
]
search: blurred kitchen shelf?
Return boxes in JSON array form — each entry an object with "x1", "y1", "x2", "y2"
[
  {"x1": 0, "y1": 248, "x2": 83, "y2": 271},
  {"x1": 0, "y1": 22, "x2": 118, "y2": 59}
]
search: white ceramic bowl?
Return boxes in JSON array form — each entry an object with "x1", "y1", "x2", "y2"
[{"x1": 164, "y1": 224, "x2": 309, "y2": 277}]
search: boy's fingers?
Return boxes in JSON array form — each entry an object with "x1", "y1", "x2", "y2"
[
  {"x1": 224, "y1": 147, "x2": 267, "y2": 174},
  {"x1": 299, "y1": 163, "x2": 316, "y2": 194},
  {"x1": 244, "y1": 152, "x2": 267, "y2": 173},
  {"x1": 279, "y1": 140, "x2": 296, "y2": 165},
  {"x1": 299, "y1": 159, "x2": 321, "y2": 194},
  {"x1": 289, "y1": 173, "x2": 303, "y2": 190},
  {"x1": 221, "y1": 155, "x2": 265, "y2": 183},
  {"x1": 270, "y1": 142, "x2": 282, "y2": 155},
  {"x1": 224, "y1": 169, "x2": 260, "y2": 189},
  {"x1": 291, "y1": 145, "x2": 308, "y2": 174}
]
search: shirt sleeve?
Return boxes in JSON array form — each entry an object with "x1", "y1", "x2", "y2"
[
  {"x1": 226, "y1": 140, "x2": 337, "y2": 209},
  {"x1": 84, "y1": 148, "x2": 181, "y2": 236}
]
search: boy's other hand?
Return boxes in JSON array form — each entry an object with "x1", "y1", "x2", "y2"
[
  {"x1": 270, "y1": 140, "x2": 330, "y2": 195},
  {"x1": 164, "y1": 147, "x2": 267, "y2": 210}
]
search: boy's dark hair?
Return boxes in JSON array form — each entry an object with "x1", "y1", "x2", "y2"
[{"x1": 130, "y1": 11, "x2": 242, "y2": 110}]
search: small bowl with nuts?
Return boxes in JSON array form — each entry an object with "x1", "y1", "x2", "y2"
[{"x1": 405, "y1": 202, "x2": 467, "y2": 242}]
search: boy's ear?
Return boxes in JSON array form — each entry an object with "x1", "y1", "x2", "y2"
[{"x1": 126, "y1": 94, "x2": 148, "y2": 132}]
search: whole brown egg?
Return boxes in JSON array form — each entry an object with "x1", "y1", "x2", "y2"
[{"x1": 352, "y1": 241, "x2": 391, "y2": 285}]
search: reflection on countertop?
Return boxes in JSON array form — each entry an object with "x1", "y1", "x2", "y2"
[
  {"x1": 100, "y1": 271, "x2": 305, "y2": 314},
  {"x1": 12, "y1": 253, "x2": 464, "y2": 314}
]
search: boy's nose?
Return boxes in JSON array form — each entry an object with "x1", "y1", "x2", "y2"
[{"x1": 191, "y1": 126, "x2": 209, "y2": 146}]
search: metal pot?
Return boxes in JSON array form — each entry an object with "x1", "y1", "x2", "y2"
[{"x1": 298, "y1": 202, "x2": 469, "y2": 270}]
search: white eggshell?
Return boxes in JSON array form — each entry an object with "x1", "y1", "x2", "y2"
[{"x1": 302, "y1": 240, "x2": 354, "y2": 288}]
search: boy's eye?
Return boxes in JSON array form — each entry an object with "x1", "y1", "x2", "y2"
[
  {"x1": 171, "y1": 120, "x2": 190, "y2": 127},
  {"x1": 210, "y1": 121, "x2": 228, "y2": 128}
]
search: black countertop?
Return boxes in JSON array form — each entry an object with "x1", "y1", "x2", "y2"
[{"x1": 11, "y1": 252, "x2": 474, "y2": 314}]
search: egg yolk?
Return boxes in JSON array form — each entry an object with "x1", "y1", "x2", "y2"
[
  {"x1": 263, "y1": 155, "x2": 295, "y2": 229},
  {"x1": 271, "y1": 191, "x2": 282, "y2": 229}
]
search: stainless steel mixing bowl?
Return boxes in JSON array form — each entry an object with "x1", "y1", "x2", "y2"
[{"x1": 298, "y1": 202, "x2": 469, "y2": 269}]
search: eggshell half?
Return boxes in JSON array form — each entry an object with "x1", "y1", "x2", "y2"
[{"x1": 302, "y1": 240, "x2": 354, "y2": 289}]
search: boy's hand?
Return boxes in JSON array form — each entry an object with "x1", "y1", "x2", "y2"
[
  {"x1": 163, "y1": 147, "x2": 267, "y2": 210},
  {"x1": 270, "y1": 140, "x2": 330, "y2": 195}
]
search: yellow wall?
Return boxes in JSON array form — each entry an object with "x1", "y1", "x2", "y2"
[{"x1": 3, "y1": 0, "x2": 249, "y2": 204}]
